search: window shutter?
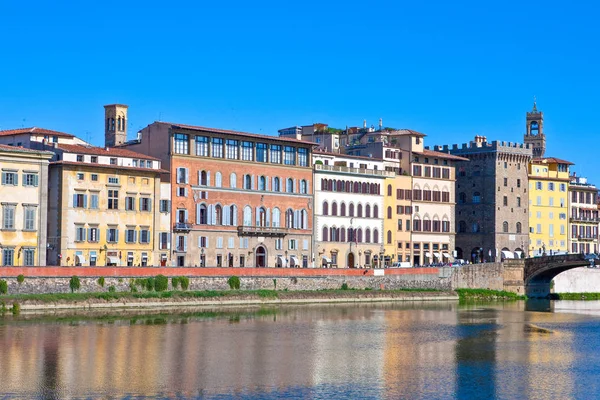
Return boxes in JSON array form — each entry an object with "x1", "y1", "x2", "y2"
[
  {"x1": 294, "y1": 211, "x2": 300, "y2": 229},
  {"x1": 255, "y1": 206, "x2": 260, "y2": 226},
  {"x1": 14, "y1": 174, "x2": 18, "y2": 185},
  {"x1": 73, "y1": 194, "x2": 77, "y2": 207},
  {"x1": 134, "y1": 230, "x2": 138, "y2": 243},
  {"x1": 251, "y1": 175, "x2": 255, "y2": 190},
  {"x1": 294, "y1": 179, "x2": 298, "y2": 192},
  {"x1": 116, "y1": 229, "x2": 119, "y2": 243},
  {"x1": 176, "y1": 168, "x2": 182, "y2": 184},
  {"x1": 1, "y1": 172, "x2": 5, "y2": 185},
  {"x1": 265, "y1": 176, "x2": 270, "y2": 191},
  {"x1": 196, "y1": 204, "x2": 201, "y2": 224},
  {"x1": 148, "y1": 199, "x2": 152, "y2": 212},
  {"x1": 272, "y1": 177, "x2": 276, "y2": 191},
  {"x1": 207, "y1": 171, "x2": 211, "y2": 186},
  {"x1": 208, "y1": 205, "x2": 215, "y2": 225},
  {"x1": 184, "y1": 236, "x2": 188, "y2": 252},
  {"x1": 224, "y1": 205, "x2": 231, "y2": 226},
  {"x1": 198, "y1": 236, "x2": 202, "y2": 247},
  {"x1": 166, "y1": 233, "x2": 171, "y2": 249},
  {"x1": 198, "y1": 171, "x2": 202, "y2": 185},
  {"x1": 83, "y1": 195, "x2": 88, "y2": 208},
  {"x1": 232, "y1": 205, "x2": 237, "y2": 226},
  {"x1": 266, "y1": 208, "x2": 271, "y2": 227},
  {"x1": 185, "y1": 168, "x2": 190, "y2": 184},
  {"x1": 139, "y1": 198, "x2": 143, "y2": 210},
  {"x1": 34, "y1": 175, "x2": 39, "y2": 187}
]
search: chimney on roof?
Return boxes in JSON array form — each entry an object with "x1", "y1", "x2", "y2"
[{"x1": 379, "y1": 118, "x2": 382, "y2": 131}]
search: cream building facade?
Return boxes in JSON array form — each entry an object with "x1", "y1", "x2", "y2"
[{"x1": 0, "y1": 144, "x2": 53, "y2": 266}]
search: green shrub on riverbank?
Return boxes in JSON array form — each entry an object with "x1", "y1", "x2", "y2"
[
  {"x1": 553, "y1": 293, "x2": 600, "y2": 300},
  {"x1": 17, "y1": 275, "x2": 25, "y2": 285},
  {"x1": 228, "y1": 276, "x2": 241, "y2": 290},
  {"x1": 456, "y1": 288, "x2": 525, "y2": 301},
  {"x1": 0, "y1": 280, "x2": 7, "y2": 295},
  {"x1": 69, "y1": 276, "x2": 80, "y2": 293},
  {"x1": 155, "y1": 275, "x2": 168, "y2": 292},
  {"x1": 180, "y1": 277, "x2": 189, "y2": 291},
  {"x1": 97, "y1": 277, "x2": 105, "y2": 288}
]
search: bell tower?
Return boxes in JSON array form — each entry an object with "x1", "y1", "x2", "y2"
[
  {"x1": 524, "y1": 99, "x2": 545, "y2": 157},
  {"x1": 104, "y1": 104, "x2": 128, "y2": 147}
]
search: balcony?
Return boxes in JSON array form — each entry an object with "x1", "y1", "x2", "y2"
[
  {"x1": 577, "y1": 235, "x2": 596, "y2": 241},
  {"x1": 237, "y1": 226, "x2": 288, "y2": 237},
  {"x1": 173, "y1": 222, "x2": 193, "y2": 232},
  {"x1": 570, "y1": 216, "x2": 600, "y2": 223},
  {"x1": 314, "y1": 163, "x2": 395, "y2": 177}
]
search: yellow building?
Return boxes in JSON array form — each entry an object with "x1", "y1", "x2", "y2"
[
  {"x1": 528, "y1": 157, "x2": 572, "y2": 256},
  {"x1": 47, "y1": 144, "x2": 165, "y2": 266},
  {"x1": 384, "y1": 174, "x2": 413, "y2": 264},
  {"x1": 0, "y1": 144, "x2": 54, "y2": 266}
]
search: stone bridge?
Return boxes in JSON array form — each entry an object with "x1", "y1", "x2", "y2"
[{"x1": 452, "y1": 254, "x2": 590, "y2": 298}]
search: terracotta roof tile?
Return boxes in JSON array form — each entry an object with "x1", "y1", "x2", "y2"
[
  {"x1": 415, "y1": 149, "x2": 469, "y2": 161},
  {"x1": 532, "y1": 157, "x2": 574, "y2": 165},
  {"x1": 0, "y1": 144, "x2": 54, "y2": 155},
  {"x1": 0, "y1": 127, "x2": 75, "y2": 138},
  {"x1": 56, "y1": 144, "x2": 160, "y2": 161},
  {"x1": 51, "y1": 161, "x2": 167, "y2": 174}
]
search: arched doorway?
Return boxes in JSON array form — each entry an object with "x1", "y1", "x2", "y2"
[
  {"x1": 455, "y1": 247, "x2": 463, "y2": 260},
  {"x1": 255, "y1": 246, "x2": 266, "y2": 268},
  {"x1": 347, "y1": 252, "x2": 355, "y2": 268}
]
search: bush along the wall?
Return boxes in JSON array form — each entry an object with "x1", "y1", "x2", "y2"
[
  {"x1": 180, "y1": 276, "x2": 190, "y2": 291},
  {"x1": 98, "y1": 277, "x2": 105, "y2": 288},
  {"x1": 228, "y1": 276, "x2": 241, "y2": 290},
  {"x1": 69, "y1": 276, "x2": 81, "y2": 293},
  {"x1": 17, "y1": 275, "x2": 25, "y2": 285},
  {"x1": 0, "y1": 280, "x2": 7, "y2": 295},
  {"x1": 155, "y1": 275, "x2": 168, "y2": 292},
  {"x1": 171, "y1": 277, "x2": 180, "y2": 290}
]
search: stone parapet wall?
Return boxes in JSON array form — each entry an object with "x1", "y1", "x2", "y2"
[{"x1": 451, "y1": 263, "x2": 505, "y2": 291}]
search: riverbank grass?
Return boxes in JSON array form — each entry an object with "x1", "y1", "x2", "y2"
[
  {"x1": 553, "y1": 293, "x2": 600, "y2": 300},
  {"x1": 456, "y1": 289, "x2": 526, "y2": 301}
]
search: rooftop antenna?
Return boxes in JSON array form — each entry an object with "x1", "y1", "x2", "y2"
[
  {"x1": 158, "y1": 112, "x2": 162, "y2": 122},
  {"x1": 22, "y1": 118, "x2": 26, "y2": 128}
]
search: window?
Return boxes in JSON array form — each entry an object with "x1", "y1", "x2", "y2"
[
  {"x1": 322, "y1": 201, "x2": 328, "y2": 216},
  {"x1": 73, "y1": 193, "x2": 87, "y2": 208},
  {"x1": 270, "y1": 145, "x2": 282, "y2": 164},
  {"x1": 160, "y1": 200, "x2": 170, "y2": 213},
  {"x1": 286, "y1": 178, "x2": 293, "y2": 193},
  {"x1": 230, "y1": 173, "x2": 237, "y2": 188},
  {"x1": 283, "y1": 146, "x2": 296, "y2": 165},
  {"x1": 241, "y1": 141, "x2": 254, "y2": 161},
  {"x1": 76, "y1": 155, "x2": 84, "y2": 162},
  {"x1": 159, "y1": 232, "x2": 170, "y2": 250},
  {"x1": 215, "y1": 205, "x2": 223, "y2": 225},
  {"x1": 91, "y1": 156, "x2": 98, "y2": 163},
  {"x1": 125, "y1": 228, "x2": 137, "y2": 243},
  {"x1": 140, "y1": 197, "x2": 151, "y2": 211},
  {"x1": 177, "y1": 187, "x2": 188, "y2": 197},
  {"x1": 88, "y1": 227, "x2": 99, "y2": 242},
  {"x1": 108, "y1": 190, "x2": 119, "y2": 209},
  {"x1": 195, "y1": 136, "x2": 209, "y2": 156},
  {"x1": 517, "y1": 179, "x2": 521, "y2": 188},
  {"x1": 560, "y1": 183, "x2": 566, "y2": 192},
  {"x1": 387, "y1": 206, "x2": 392, "y2": 219},
  {"x1": 259, "y1": 176, "x2": 266, "y2": 191},
  {"x1": 503, "y1": 196, "x2": 508, "y2": 206},
  {"x1": 23, "y1": 249, "x2": 35, "y2": 266},
  {"x1": 228, "y1": 237, "x2": 235, "y2": 249},
  {"x1": 91, "y1": 174, "x2": 98, "y2": 182},
  {"x1": 472, "y1": 192, "x2": 481, "y2": 204},
  {"x1": 548, "y1": 182, "x2": 555, "y2": 191},
  {"x1": 387, "y1": 230, "x2": 392, "y2": 244},
  {"x1": 108, "y1": 177, "x2": 119, "y2": 184},
  {"x1": 536, "y1": 224, "x2": 542, "y2": 234},
  {"x1": 517, "y1": 197, "x2": 521, "y2": 207},
  {"x1": 549, "y1": 197, "x2": 554, "y2": 206},
  {"x1": 288, "y1": 239, "x2": 297, "y2": 250},
  {"x1": 174, "y1": 133, "x2": 189, "y2": 154},
  {"x1": 2, "y1": 248, "x2": 14, "y2": 266},
  {"x1": 1, "y1": 171, "x2": 17, "y2": 185},
  {"x1": 503, "y1": 221, "x2": 508, "y2": 233},
  {"x1": 24, "y1": 206, "x2": 36, "y2": 230},
  {"x1": 216, "y1": 237, "x2": 223, "y2": 249},
  {"x1": 214, "y1": 172, "x2": 222, "y2": 187},
  {"x1": 257, "y1": 143, "x2": 268, "y2": 162},
  {"x1": 107, "y1": 227, "x2": 119, "y2": 243},
  {"x1": 275, "y1": 238, "x2": 283, "y2": 250},
  {"x1": 23, "y1": 173, "x2": 39, "y2": 187},
  {"x1": 273, "y1": 177, "x2": 281, "y2": 192},
  {"x1": 75, "y1": 225, "x2": 86, "y2": 242},
  {"x1": 300, "y1": 179, "x2": 307, "y2": 194},
  {"x1": 226, "y1": 139, "x2": 239, "y2": 159},
  {"x1": 298, "y1": 148, "x2": 308, "y2": 166},
  {"x1": 211, "y1": 138, "x2": 224, "y2": 158},
  {"x1": 244, "y1": 175, "x2": 252, "y2": 190},
  {"x1": 536, "y1": 182, "x2": 542, "y2": 190},
  {"x1": 125, "y1": 196, "x2": 135, "y2": 211},
  {"x1": 503, "y1": 177, "x2": 508, "y2": 187}
]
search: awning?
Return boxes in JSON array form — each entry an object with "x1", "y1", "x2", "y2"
[
  {"x1": 425, "y1": 252, "x2": 432, "y2": 258},
  {"x1": 142, "y1": 255, "x2": 148, "y2": 260},
  {"x1": 75, "y1": 255, "x2": 86, "y2": 265},
  {"x1": 514, "y1": 251, "x2": 523, "y2": 258},
  {"x1": 290, "y1": 256, "x2": 299, "y2": 267},
  {"x1": 161, "y1": 254, "x2": 167, "y2": 260},
  {"x1": 107, "y1": 256, "x2": 120, "y2": 264},
  {"x1": 128, "y1": 255, "x2": 134, "y2": 261},
  {"x1": 501, "y1": 251, "x2": 514, "y2": 259},
  {"x1": 434, "y1": 252, "x2": 441, "y2": 259},
  {"x1": 276, "y1": 256, "x2": 287, "y2": 267},
  {"x1": 443, "y1": 253, "x2": 450, "y2": 258},
  {"x1": 322, "y1": 256, "x2": 332, "y2": 263}
]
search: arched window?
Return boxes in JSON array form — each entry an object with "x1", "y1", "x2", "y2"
[
  {"x1": 300, "y1": 209, "x2": 308, "y2": 229},
  {"x1": 349, "y1": 203, "x2": 355, "y2": 217},
  {"x1": 472, "y1": 192, "x2": 481, "y2": 204},
  {"x1": 458, "y1": 220, "x2": 466, "y2": 233},
  {"x1": 373, "y1": 229, "x2": 379, "y2": 244},
  {"x1": 362, "y1": 182, "x2": 368, "y2": 193},
  {"x1": 259, "y1": 176, "x2": 266, "y2": 191},
  {"x1": 332, "y1": 202, "x2": 338, "y2": 216},
  {"x1": 200, "y1": 171, "x2": 208, "y2": 186},
  {"x1": 357, "y1": 204, "x2": 363, "y2": 218},
  {"x1": 346, "y1": 181, "x2": 351, "y2": 193},
  {"x1": 215, "y1": 172, "x2": 222, "y2": 188},
  {"x1": 259, "y1": 207, "x2": 267, "y2": 227},
  {"x1": 243, "y1": 206, "x2": 252, "y2": 226},
  {"x1": 387, "y1": 206, "x2": 392, "y2": 219},
  {"x1": 321, "y1": 179, "x2": 327, "y2": 191},
  {"x1": 387, "y1": 184, "x2": 392, "y2": 196},
  {"x1": 340, "y1": 227, "x2": 346, "y2": 242},
  {"x1": 198, "y1": 204, "x2": 207, "y2": 224},
  {"x1": 340, "y1": 202, "x2": 346, "y2": 216},
  {"x1": 373, "y1": 204, "x2": 379, "y2": 218},
  {"x1": 244, "y1": 175, "x2": 252, "y2": 190},
  {"x1": 365, "y1": 228, "x2": 371, "y2": 243},
  {"x1": 357, "y1": 228, "x2": 363, "y2": 243},
  {"x1": 286, "y1": 178, "x2": 294, "y2": 193},
  {"x1": 347, "y1": 227, "x2": 354, "y2": 242},
  {"x1": 323, "y1": 201, "x2": 329, "y2": 216},
  {"x1": 503, "y1": 221, "x2": 509, "y2": 233},
  {"x1": 330, "y1": 227, "x2": 338, "y2": 242},
  {"x1": 387, "y1": 230, "x2": 392, "y2": 244},
  {"x1": 229, "y1": 205, "x2": 237, "y2": 226},
  {"x1": 272, "y1": 208, "x2": 281, "y2": 227},
  {"x1": 273, "y1": 177, "x2": 281, "y2": 192},
  {"x1": 300, "y1": 179, "x2": 307, "y2": 194},
  {"x1": 322, "y1": 226, "x2": 328, "y2": 242},
  {"x1": 459, "y1": 192, "x2": 466, "y2": 204},
  {"x1": 365, "y1": 204, "x2": 371, "y2": 218},
  {"x1": 472, "y1": 223, "x2": 480, "y2": 233},
  {"x1": 354, "y1": 182, "x2": 360, "y2": 193},
  {"x1": 336, "y1": 180, "x2": 342, "y2": 192},
  {"x1": 215, "y1": 205, "x2": 223, "y2": 225},
  {"x1": 230, "y1": 173, "x2": 237, "y2": 188},
  {"x1": 516, "y1": 222, "x2": 522, "y2": 233},
  {"x1": 286, "y1": 209, "x2": 294, "y2": 228}
]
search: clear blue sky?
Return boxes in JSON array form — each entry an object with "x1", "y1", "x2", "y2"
[{"x1": 1, "y1": 1, "x2": 599, "y2": 181}]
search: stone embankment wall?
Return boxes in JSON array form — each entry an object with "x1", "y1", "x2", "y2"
[
  {"x1": 0, "y1": 273, "x2": 452, "y2": 295},
  {"x1": 553, "y1": 267, "x2": 600, "y2": 293}
]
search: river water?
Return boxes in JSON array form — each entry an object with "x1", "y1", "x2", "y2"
[{"x1": 1, "y1": 301, "x2": 600, "y2": 399}]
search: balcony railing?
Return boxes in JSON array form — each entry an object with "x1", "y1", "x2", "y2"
[
  {"x1": 237, "y1": 226, "x2": 288, "y2": 236},
  {"x1": 570, "y1": 216, "x2": 600, "y2": 223},
  {"x1": 314, "y1": 163, "x2": 395, "y2": 177},
  {"x1": 174, "y1": 222, "x2": 193, "y2": 232},
  {"x1": 577, "y1": 235, "x2": 596, "y2": 241}
]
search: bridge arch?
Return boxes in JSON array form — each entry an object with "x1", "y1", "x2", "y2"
[{"x1": 524, "y1": 254, "x2": 589, "y2": 297}]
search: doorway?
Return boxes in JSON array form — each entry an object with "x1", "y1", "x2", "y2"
[
  {"x1": 347, "y1": 252, "x2": 355, "y2": 268},
  {"x1": 256, "y1": 246, "x2": 266, "y2": 268}
]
